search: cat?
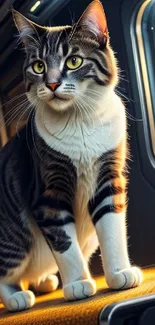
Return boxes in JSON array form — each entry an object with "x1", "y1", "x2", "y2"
[{"x1": 0, "y1": 0, "x2": 142, "y2": 312}]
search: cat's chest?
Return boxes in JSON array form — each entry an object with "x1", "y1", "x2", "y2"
[
  {"x1": 65, "y1": 125, "x2": 104, "y2": 199},
  {"x1": 35, "y1": 106, "x2": 125, "y2": 189},
  {"x1": 35, "y1": 97, "x2": 125, "y2": 169},
  {"x1": 47, "y1": 121, "x2": 114, "y2": 167}
]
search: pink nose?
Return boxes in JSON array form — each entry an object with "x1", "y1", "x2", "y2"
[{"x1": 47, "y1": 82, "x2": 61, "y2": 91}]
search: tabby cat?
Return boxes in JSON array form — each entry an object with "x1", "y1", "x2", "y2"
[{"x1": 0, "y1": 0, "x2": 142, "y2": 312}]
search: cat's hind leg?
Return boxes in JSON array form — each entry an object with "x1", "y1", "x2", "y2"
[
  {"x1": 32, "y1": 274, "x2": 59, "y2": 293},
  {"x1": 0, "y1": 256, "x2": 35, "y2": 312},
  {"x1": 0, "y1": 210, "x2": 36, "y2": 312}
]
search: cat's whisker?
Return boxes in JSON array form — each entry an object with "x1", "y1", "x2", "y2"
[
  {"x1": 73, "y1": 100, "x2": 84, "y2": 124},
  {"x1": 0, "y1": 101, "x2": 28, "y2": 130},
  {"x1": 16, "y1": 102, "x2": 36, "y2": 136},
  {"x1": 0, "y1": 106, "x2": 22, "y2": 126},
  {"x1": 118, "y1": 75, "x2": 129, "y2": 83},
  {"x1": 125, "y1": 111, "x2": 143, "y2": 122},
  {"x1": 68, "y1": 8, "x2": 75, "y2": 26},
  {"x1": 86, "y1": 88, "x2": 104, "y2": 94},
  {"x1": 75, "y1": 97, "x2": 94, "y2": 126},
  {"x1": 0, "y1": 93, "x2": 27, "y2": 109},
  {"x1": 80, "y1": 93, "x2": 103, "y2": 108},
  {"x1": 0, "y1": 97, "x2": 28, "y2": 121},
  {"x1": 0, "y1": 94, "x2": 37, "y2": 133},
  {"x1": 85, "y1": 90, "x2": 104, "y2": 97},
  {"x1": 77, "y1": 94, "x2": 103, "y2": 126},
  {"x1": 78, "y1": 96, "x2": 96, "y2": 117},
  {"x1": 115, "y1": 89, "x2": 134, "y2": 103},
  {"x1": 115, "y1": 89, "x2": 142, "y2": 121},
  {"x1": 2, "y1": 94, "x2": 38, "y2": 128}
]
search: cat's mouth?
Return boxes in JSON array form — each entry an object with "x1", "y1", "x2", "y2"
[
  {"x1": 46, "y1": 93, "x2": 74, "y2": 112},
  {"x1": 48, "y1": 93, "x2": 72, "y2": 102}
]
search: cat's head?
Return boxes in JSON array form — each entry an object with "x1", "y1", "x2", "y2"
[{"x1": 13, "y1": 0, "x2": 118, "y2": 113}]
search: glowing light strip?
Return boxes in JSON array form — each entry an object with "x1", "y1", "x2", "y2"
[{"x1": 30, "y1": 1, "x2": 41, "y2": 13}]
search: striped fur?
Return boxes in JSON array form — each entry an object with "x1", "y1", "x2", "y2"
[
  {"x1": 0, "y1": 1, "x2": 142, "y2": 312},
  {"x1": 89, "y1": 142, "x2": 127, "y2": 225}
]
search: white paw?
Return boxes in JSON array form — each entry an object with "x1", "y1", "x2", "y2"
[
  {"x1": 8, "y1": 290, "x2": 35, "y2": 312},
  {"x1": 34, "y1": 275, "x2": 59, "y2": 293},
  {"x1": 63, "y1": 278, "x2": 96, "y2": 301},
  {"x1": 106, "y1": 267, "x2": 143, "y2": 290}
]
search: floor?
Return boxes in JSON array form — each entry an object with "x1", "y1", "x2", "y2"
[{"x1": 0, "y1": 268, "x2": 154, "y2": 325}]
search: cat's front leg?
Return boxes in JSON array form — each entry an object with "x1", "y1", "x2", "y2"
[
  {"x1": 34, "y1": 199, "x2": 96, "y2": 301},
  {"x1": 52, "y1": 222, "x2": 96, "y2": 300},
  {"x1": 95, "y1": 211, "x2": 142, "y2": 289},
  {"x1": 89, "y1": 171, "x2": 143, "y2": 290}
]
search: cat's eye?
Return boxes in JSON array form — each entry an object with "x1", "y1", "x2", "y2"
[
  {"x1": 32, "y1": 60, "x2": 45, "y2": 74},
  {"x1": 66, "y1": 56, "x2": 83, "y2": 70}
]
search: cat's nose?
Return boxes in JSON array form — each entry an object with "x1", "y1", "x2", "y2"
[{"x1": 47, "y1": 82, "x2": 61, "y2": 91}]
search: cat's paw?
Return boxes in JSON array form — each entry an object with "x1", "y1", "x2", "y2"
[
  {"x1": 7, "y1": 290, "x2": 35, "y2": 312},
  {"x1": 34, "y1": 275, "x2": 59, "y2": 293},
  {"x1": 63, "y1": 278, "x2": 96, "y2": 301},
  {"x1": 107, "y1": 267, "x2": 143, "y2": 290}
]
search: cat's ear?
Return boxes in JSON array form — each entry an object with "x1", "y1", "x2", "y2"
[
  {"x1": 12, "y1": 9, "x2": 39, "y2": 48},
  {"x1": 77, "y1": 0, "x2": 108, "y2": 46}
]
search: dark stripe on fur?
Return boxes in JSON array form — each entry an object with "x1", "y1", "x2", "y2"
[
  {"x1": 89, "y1": 146, "x2": 126, "y2": 224},
  {"x1": 35, "y1": 212, "x2": 74, "y2": 227},
  {"x1": 67, "y1": 64, "x2": 93, "y2": 79},
  {"x1": 83, "y1": 75, "x2": 107, "y2": 85},
  {"x1": 71, "y1": 46, "x2": 80, "y2": 54},
  {"x1": 33, "y1": 196, "x2": 73, "y2": 214},
  {"x1": 92, "y1": 205, "x2": 115, "y2": 225},
  {"x1": 45, "y1": 228, "x2": 72, "y2": 254},
  {"x1": 62, "y1": 42, "x2": 69, "y2": 57},
  {"x1": 89, "y1": 184, "x2": 123, "y2": 214},
  {"x1": 98, "y1": 168, "x2": 120, "y2": 189},
  {"x1": 88, "y1": 58, "x2": 110, "y2": 77}
]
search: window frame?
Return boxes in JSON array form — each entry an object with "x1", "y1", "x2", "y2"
[
  {"x1": 121, "y1": 0, "x2": 155, "y2": 187},
  {"x1": 135, "y1": 0, "x2": 155, "y2": 156}
]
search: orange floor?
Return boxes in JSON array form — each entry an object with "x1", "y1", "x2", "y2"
[{"x1": 0, "y1": 268, "x2": 154, "y2": 325}]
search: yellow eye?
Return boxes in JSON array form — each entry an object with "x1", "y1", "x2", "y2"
[
  {"x1": 32, "y1": 61, "x2": 45, "y2": 74},
  {"x1": 66, "y1": 56, "x2": 83, "y2": 70}
]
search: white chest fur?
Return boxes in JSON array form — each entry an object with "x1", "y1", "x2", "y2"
[{"x1": 35, "y1": 91, "x2": 126, "y2": 175}]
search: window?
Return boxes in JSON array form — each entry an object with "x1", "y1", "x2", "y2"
[{"x1": 134, "y1": 0, "x2": 155, "y2": 155}]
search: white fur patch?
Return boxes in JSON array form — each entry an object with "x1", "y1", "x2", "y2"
[
  {"x1": 23, "y1": 218, "x2": 58, "y2": 285},
  {"x1": 96, "y1": 212, "x2": 130, "y2": 277},
  {"x1": 35, "y1": 90, "x2": 126, "y2": 172}
]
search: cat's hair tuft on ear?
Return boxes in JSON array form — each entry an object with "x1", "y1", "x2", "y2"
[
  {"x1": 77, "y1": 0, "x2": 109, "y2": 46},
  {"x1": 12, "y1": 9, "x2": 39, "y2": 48}
]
